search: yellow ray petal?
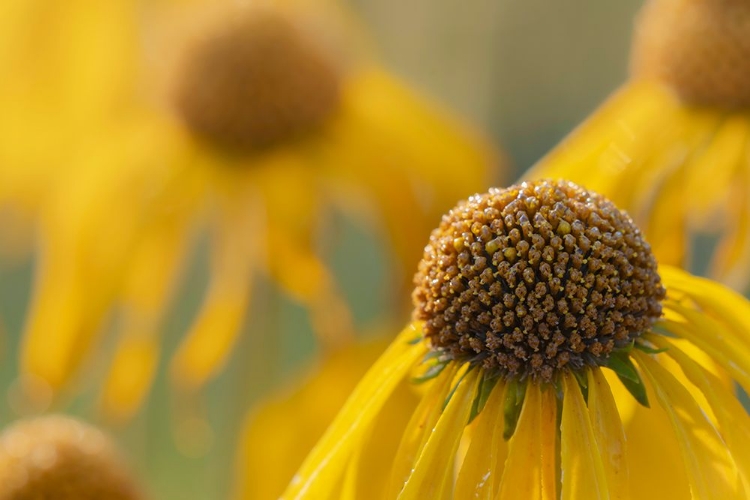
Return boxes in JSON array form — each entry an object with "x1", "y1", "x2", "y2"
[
  {"x1": 560, "y1": 373, "x2": 608, "y2": 500},
  {"x1": 387, "y1": 363, "x2": 460, "y2": 497},
  {"x1": 399, "y1": 369, "x2": 480, "y2": 500},
  {"x1": 587, "y1": 368, "x2": 629, "y2": 499},
  {"x1": 170, "y1": 195, "x2": 259, "y2": 389},
  {"x1": 710, "y1": 146, "x2": 750, "y2": 289},
  {"x1": 281, "y1": 325, "x2": 427, "y2": 500},
  {"x1": 661, "y1": 304, "x2": 750, "y2": 394},
  {"x1": 635, "y1": 352, "x2": 744, "y2": 500},
  {"x1": 256, "y1": 153, "x2": 354, "y2": 346},
  {"x1": 454, "y1": 379, "x2": 508, "y2": 500},
  {"x1": 100, "y1": 212, "x2": 194, "y2": 421},
  {"x1": 497, "y1": 384, "x2": 557, "y2": 500},
  {"x1": 662, "y1": 266, "x2": 750, "y2": 340},
  {"x1": 651, "y1": 336, "x2": 750, "y2": 493}
]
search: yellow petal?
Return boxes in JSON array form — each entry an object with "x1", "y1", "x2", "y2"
[
  {"x1": 281, "y1": 325, "x2": 427, "y2": 500},
  {"x1": 170, "y1": 198, "x2": 259, "y2": 389},
  {"x1": 651, "y1": 336, "x2": 750, "y2": 493},
  {"x1": 560, "y1": 373, "x2": 609, "y2": 500},
  {"x1": 635, "y1": 352, "x2": 744, "y2": 499},
  {"x1": 399, "y1": 369, "x2": 480, "y2": 500},
  {"x1": 661, "y1": 308, "x2": 750, "y2": 393},
  {"x1": 387, "y1": 363, "x2": 461, "y2": 497},
  {"x1": 454, "y1": 379, "x2": 508, "y2": 500},
  {"x1": 497, "y1": 384, "x2": 557, "y2": 500},
  {"x1": 587, "y1": 368, "x2": 629, "y2": 499}
]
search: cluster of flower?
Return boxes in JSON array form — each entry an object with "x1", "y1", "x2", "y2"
[{"x1": 0, "y1": 0, "x2": 749, "y2": 499}]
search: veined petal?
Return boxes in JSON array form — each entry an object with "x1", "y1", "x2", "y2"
[
  {"x1": 387, "y1": 363, "x2": 461, "y2": 497},
  {"x1": 281, "y1": 325, "x2": 427, "y2": 500},
  {"x1": 635, "y1": 352, "x2": 744, "y2": 500},
  {"x1": 651, "y1": 336, "x2": 750, "y2": 493},
  {"x1": 661, "y1": 266, "x2": 750, "y2": 342},
  {"x1": 588, "y1": 368, "x2": 629, "y2": 499},
  {"x1": 661, "y1": 310, "x2": 750, "y2": 394},
  {"x1": 497, "y1": 384, "x2": 557, "y2": 500},
  {"x1": 398, "y1": 369, "x2": 480, "y2": 500},
  {"x1": 455, "y1": 379, "x2": 508, "y2": 500},
  {"x1": 561, "y1": 373, "x2": 609, "y2": 500}
]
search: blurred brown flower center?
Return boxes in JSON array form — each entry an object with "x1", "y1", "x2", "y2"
[
  {"x1": 173, "y1": 8, "x2": 341, "y2": 154},
  {"x1": 631, "y1": 0, "x2": 750, "y2": 109}
]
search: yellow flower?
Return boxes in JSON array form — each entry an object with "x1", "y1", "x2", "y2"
[
  {"x1": 283, "y1": 180, "x2": 750, "y2": 499},
  {"x1": 7, "y1": 1, "x2": 499, "y2": 419},
  {"x1": 0, "y1": 415, "x2": 145, "y2": 499},
  {"x1": 527, "y1": 0, "x2": 750, "y2": 290}
]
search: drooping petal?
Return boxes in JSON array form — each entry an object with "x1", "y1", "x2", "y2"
[
  {"x1": 560, "y1": 373, "x2": 609, "y2": 500},
  {"x1": 651, "y1": 336, "x2": 750, "y2": 493},
  {"x1": 398, "y1": 369, "x2": 480, "y2": 500},
  {"x1": 170, "y1": 191, "x2": 260, "y2": 389},
  {"x1": 497, "y1": 384, "x2": 557, "y2": 500},
  {"x1": 101, "y1": 203, "x2": 195, "y2": 421},
  {"x1": 454, "y1": 380, "x2": 508, "y2": 500},
  {"x1": 587, "y1": 368, "x2": 629, "y2": 499},
  {"x1": 635, "y1": 352, "x2": 744, "y2": 500},
  {"x1": 281, "y1": 325, "x2": 426, "y2": 500},
  {"x1": 387, "y1": 363, "x2": 461, "y2": 497}
]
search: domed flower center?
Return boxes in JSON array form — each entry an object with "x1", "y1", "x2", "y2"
[
  {"x1": 0, "y1": 416, "x2": 143, "y2": 499},
  {"x1": 173, "y1": 8, "x2": 341, "y2": 153},
  {"x1": 630, "y1": 0, "x2": 750, "y2": 109},
  {"x1": 412, "y1": 180, "x2": 665, "y2": 382}
]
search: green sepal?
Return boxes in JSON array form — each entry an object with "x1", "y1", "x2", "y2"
[
  {"x1": 634, "y1": 342, "x2": 668, "y2": 355},
  {"x1": 407, "y1": 335, "x2": 423, "y2": 345},
  {"x1": 616, "y1": 371, "x2": 650, "y2": 408},
  {"x1": 468, "y1": 373, "x2": 501, "y2": 424},
  {"x1": 606, "y1": 351, "x2": 641, "y2": 383},
  {"x1": 503, "y1": 379, "x2": 527, "y2": 440},
  {"x1": 412, "y1": 358, "x2": 450, "y2": 384}
]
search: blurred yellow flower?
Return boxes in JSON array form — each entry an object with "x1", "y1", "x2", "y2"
[
  {"x1": 0, "y1": 415, "x2": 145, "y2": 499},
  {"x1": 2, "y1": 0, "x2": 500, "y2": 420},
  {"x1": 284, "y1": 180, "x2": 750, "y2": 499},
  {"x1": 527, "y1": 0, "x2": 750, "y2": 290}
]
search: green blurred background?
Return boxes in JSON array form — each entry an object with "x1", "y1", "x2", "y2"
[{"x1": 0, "y1": 1, "x2": 642, "y2": 498}]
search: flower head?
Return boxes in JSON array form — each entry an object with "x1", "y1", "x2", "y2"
[
  {"x1": 527, "y1": 0, "x2": 750, "y2": 291},
  {"x1": 7, "y1": 1, "x2": 499, "y2": 421},
  {"x1": 283, "y1": 179, "x2": 750, "y2": 499},
  {"x1": 414, "y1": 181, "x2": 664, "y2": 381},
  {"x1": 0, "y1": 415, "x2": 144, "y2": 500}
]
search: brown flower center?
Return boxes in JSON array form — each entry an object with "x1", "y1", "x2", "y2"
[
  {"x1": 0, "y1": 416, "x2": 143, "y2": 500},
  {"x1": 173, "y1": 8, "x2": 341, "y2": 153},
  {"x1": 412, "y1": 180, "x2": 665, "y2": 383},
  {"x1": 630, "y1": 0, "x2": 750, "y2": 109}
]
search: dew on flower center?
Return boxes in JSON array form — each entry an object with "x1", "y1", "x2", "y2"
[
  {"x1": 630, "y1": 0, "x2": 750, "y2": 109},
  {"x1": 173, "y1": 8, "x2": 341, "y2": 153},
  {"x1": 412, "y1": 179, "x2": 665, "y2": 382}
]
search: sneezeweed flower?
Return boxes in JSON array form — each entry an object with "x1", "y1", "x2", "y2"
[
  {"x1": 527, "y1": 0, "x2": 750, "y2": 291},
  {"x1": 0, "y1": 415, "x2": 145, "y2": 499},
  {"x1": 15, "y1": 1, "x2": 497, "y2": 420},
  {"x1": 283, "y1": 179, "x2": 750, "y2": 499}
]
